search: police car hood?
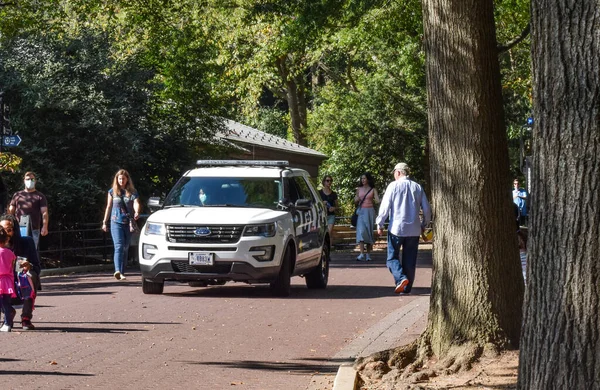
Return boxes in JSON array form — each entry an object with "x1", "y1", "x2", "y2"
[{"x1": 147, "y1": 206, "x2": 288, "y2": 225}]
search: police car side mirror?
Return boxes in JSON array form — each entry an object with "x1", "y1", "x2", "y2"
[
  {"x1": 148, "y1": 197, "x2": 163, "y2": 213},
  {"x1": 295, "y1": 198, "x2": 312, "y2": 211}
]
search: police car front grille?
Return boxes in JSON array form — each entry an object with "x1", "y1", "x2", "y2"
[{"x1": 166, "y1": 225, "x2": 244, "y2": 244}]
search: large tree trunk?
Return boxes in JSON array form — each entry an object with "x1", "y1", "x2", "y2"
[
  {"x1": 518, "y1": 1, "x2": 600, "y2": 388},
  {"x1": 422, "y1": 0, "x2": 524, "y2": 358}
]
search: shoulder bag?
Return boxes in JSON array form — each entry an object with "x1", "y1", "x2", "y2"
[{"x1": 117, "y1": 192, "x2": 140, "y2": 233}]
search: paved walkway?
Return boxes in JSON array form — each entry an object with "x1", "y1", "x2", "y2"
[{"x1": 9, "y1": 245, "x2": 432, "y2": 390}]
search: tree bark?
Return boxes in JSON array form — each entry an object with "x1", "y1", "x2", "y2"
[
  {"x1": 422, "y1": 0, "x2": 524, "y2": 358},
  {"x1": 518, "y1": 1, "x2": 600, "y2": 388}
]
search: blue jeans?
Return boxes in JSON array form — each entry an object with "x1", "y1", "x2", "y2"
[
  {"x1": 110, "y1": 222, "x2": 131, "y2": 274},
  {"x1": 386, "y1": 234, "x2": 420, "y2": 293},
  {"x1": 1, "y1": 294, "x2": 14, "y2": 326}
]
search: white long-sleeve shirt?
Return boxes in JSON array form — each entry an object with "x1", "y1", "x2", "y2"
[{"x1": 376, "y1": 177, "x2": 431, "y2": 237}]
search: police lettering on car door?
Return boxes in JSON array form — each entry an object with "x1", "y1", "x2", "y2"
[{"x1": 288, "y1": 177, "x2": 322, "y2": 262}]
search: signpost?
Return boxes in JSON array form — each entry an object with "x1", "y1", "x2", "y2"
[{"x1": 1, "y1": 135, "x2": 22, "y2": 147}]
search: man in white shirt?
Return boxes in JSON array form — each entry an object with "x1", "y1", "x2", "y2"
[{"x1": 376, "y1": 163, "x2": 431, "y2": 294}]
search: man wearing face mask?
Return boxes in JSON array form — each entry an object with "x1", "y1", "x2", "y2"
[{"x1": 8, "y1": 172, "x2": 48, "y2": 249}]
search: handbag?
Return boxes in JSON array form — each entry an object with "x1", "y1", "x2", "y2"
[
  {"x1": 117, "y1": 193, "x2": 140, "y2": 233},
  {"x1": 350, "y1": 213, "x2": 359, "y2": 228},
  {"x1": 351, "y1": 188, "x2": 373, "y2": 227},
  {"x1": 10, "y1": 271, "x2": 24, "y2": 306}
]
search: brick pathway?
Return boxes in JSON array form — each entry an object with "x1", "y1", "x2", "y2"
[{"x1": 1, "y1": 246, "x2": 432, "y2": 390}]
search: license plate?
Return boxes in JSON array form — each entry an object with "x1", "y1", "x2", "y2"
[{"x1": 189, "y1": 252, "x2": 214, "y2": 266}]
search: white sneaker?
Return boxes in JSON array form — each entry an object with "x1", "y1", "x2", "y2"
[
  {"x1": 114, "y1": 271, "x2": 121, "y2": 280},
  {"x1": 356, "y1": 254, "x2": 366, "y2": 261},
  {"x1": 0, "y1": 324, "x2": 12, "y2": 332},
  {"x1": 119, "y1": 274, "x2": 127, "y2": 280},
  {"x1": 366, "y1": 254, "x2": 372, "y2": 261}
]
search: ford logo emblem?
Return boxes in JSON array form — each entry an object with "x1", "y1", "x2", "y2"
[{"x1": 194, "y1": 227, "x2": 211, "y2": 236}]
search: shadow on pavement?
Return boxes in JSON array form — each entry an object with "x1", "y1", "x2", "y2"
[
  {"x1": 163, "y1": 284, "x2": 431, "y2": 299},
  {"x1": 0, "y1": 370, "x2": 93, "y2": 377},
  {"x1": 40, "y1": 291, "x2": 115, "y2": 297},
  {"x1": 29, "y1": 326, "x2": 148, "y2": 334},
  {"x1": 184, "y1": 359, "x2": 343, "y2": 374}
]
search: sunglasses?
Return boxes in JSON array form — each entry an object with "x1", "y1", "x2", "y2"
[{"x1": 324, "y1": 179, "x2": 332, "y2": 183}]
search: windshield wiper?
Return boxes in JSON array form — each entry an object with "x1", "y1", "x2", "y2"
[{"x1": 163, "y1": 204, "x2": 196, "y2": 209}]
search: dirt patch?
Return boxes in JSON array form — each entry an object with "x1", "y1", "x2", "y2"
[{"x1": 358, "y1": 350, "x2": 519, "y2": 389}]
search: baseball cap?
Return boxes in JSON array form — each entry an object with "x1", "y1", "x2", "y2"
[{"x1": 392, "y1": 162, "x2": 410, "y2": 174}]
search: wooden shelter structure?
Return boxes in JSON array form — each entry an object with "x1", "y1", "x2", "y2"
[{"x1": 218, "y1": 119, "x2": 327, "y2": 177}]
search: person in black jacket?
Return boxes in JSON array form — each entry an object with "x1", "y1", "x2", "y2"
[{"x1": 0, "y1": 214, "x2": 41, "y2": 330}]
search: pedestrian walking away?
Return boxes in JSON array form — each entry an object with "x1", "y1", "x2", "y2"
[
  {"x1": 319, "y1": 175, "x2": 338, "y2": 238},
  {"x1": 355, "y1": 172, "x2": 380, "y2": 262},
  {"x1": 0, "y1": 226, "x2": 17, "y2": 332},
  {"x1": 8, "y1": 171, "x2": 49, "y2": 249},
  {"x1": 102, "y1": 169, "x2": 141, "y2": 281},
  {"x1": 0, "y1": 213, "x2": 41, "y2": 329},
  {"x1": 376, "y1": 163, "x2": 431, "y2": 294}
]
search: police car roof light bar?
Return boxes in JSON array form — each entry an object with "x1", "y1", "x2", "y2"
[{"x1": 196, "y1": 160, "x2": 289, "y2": 168}]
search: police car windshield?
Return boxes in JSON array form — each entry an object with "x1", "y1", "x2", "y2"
[{"x1": 163, "y1": 177, "x2": 282, "y2": 209}]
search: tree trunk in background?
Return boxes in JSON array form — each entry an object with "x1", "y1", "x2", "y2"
[
  {"x1": 422, "y1": 0, "x2": 524, "y2": 357},
  {"x1": 276, "y1": 56, "x2": 308, "y2": 146},
  {"x1": 518, "y1": 1, "x2": 600, "y2": 388}
]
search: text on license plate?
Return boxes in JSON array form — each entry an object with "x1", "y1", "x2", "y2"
[{"x1": 189, "y1": 252, "x2": 214, "y2": 266}]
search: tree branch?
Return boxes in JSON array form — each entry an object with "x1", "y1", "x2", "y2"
[{"x1": 497, "y1": 23, "x2": 530, "y2": 54}]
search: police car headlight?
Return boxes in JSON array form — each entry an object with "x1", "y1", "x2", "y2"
[
  {"x1": 145, "y1": 222, "x2": 165, "y2": 236},
  {"x1": 243, "y1": 223, "x2": 276, "y2": 237}
]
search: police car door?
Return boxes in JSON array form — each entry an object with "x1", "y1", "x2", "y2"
[{"x1": 288, "y1": 176, "x2": 320, "y2": 270}]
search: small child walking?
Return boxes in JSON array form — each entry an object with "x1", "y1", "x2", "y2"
[
  {"x1": 0, "y1": 226, "x2": 17, "y2": 332},
  {"x1": 17, "y1": 259, "x2": 36, "y2": 330}
]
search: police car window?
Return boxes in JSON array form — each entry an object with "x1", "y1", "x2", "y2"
[
  {"x1": 294, "y1": 176, "x2": 317, "y2": 204},
  {"x1": 164, "y1": 177, "x2": 280, "y2": 209},
  {"x1": 287, "y1": 178, "x2": 303, "y2": 203}
]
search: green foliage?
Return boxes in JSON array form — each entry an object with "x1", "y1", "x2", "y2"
[
  {"x1": 0, "y1": 29, "x2": 223, "y2": 225},
  {"x1": 495, "y1": 0, "x2": 532, "y2": 177},
  {"x1": 0, "y1": 153, "x2": 22, "y2": 172},
  {"x1": 309, "y1": 79, "x2": 426, "y2": 214},
  {"x1": 306, "y1": 0, "x2": 427, "y2": 212},
  {"x1": 0, "y1": 0, "x2": 533, "y2": 225},
  {"x1": 245, "y1": 107, "x2": 289, "y2": 139}
]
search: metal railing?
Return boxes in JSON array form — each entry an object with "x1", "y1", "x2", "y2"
[{"x1": 38, "y1": 217, "x2": 147, "y2": 269}]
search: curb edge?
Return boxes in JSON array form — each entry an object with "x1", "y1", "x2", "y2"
[{"x1": 333, "y1": 363, "x2": 358, "y2": 390}]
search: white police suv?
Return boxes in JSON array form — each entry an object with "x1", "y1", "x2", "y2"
[{"x1": 139, "y1": 160, "x2": 330, "y2": 296}]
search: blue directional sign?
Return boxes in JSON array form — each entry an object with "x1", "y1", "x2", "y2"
[{"x1": 2, "y1": 135, "x2": 22, "y2": 147}]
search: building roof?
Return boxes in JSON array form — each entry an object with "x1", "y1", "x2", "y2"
[{"x1": 220, "y1": 119, "x2": 327, "y2": 158}]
